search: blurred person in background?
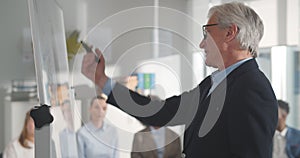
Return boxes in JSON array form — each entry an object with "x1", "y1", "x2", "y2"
[
  {"x1": 273, "y1": 100, "x2": 300, "y2": 158},
  {"x1": 59, "y1": 100, "x2": 78, "y2": 158},
  {"x1": 3, "y1": 109, "x2": 34, "y2": 158},
  {"x1": 131, "y1": 95, "x2": 182, "y2": 158},
  {"x1": 76, "y1": 95, "x2": 119, "y2": 158},
  {"x1": 131, "y1": 124, "x2": 181, "y2": 158}
]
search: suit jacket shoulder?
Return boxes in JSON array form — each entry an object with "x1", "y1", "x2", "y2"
[{"x1": 286, "y1": 127, "x2": 300, "y2": 158}]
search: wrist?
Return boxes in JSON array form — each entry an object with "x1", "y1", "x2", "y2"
[{"x1": 95, "y1": 75, "x2": 108, "y2": 90}]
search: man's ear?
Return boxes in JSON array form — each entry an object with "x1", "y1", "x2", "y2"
[{"x1": 225, "y1": 24, "x2": 239, "y2": 42}]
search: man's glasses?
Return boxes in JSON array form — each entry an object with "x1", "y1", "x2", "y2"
[{"x1": 202, "y1": 23, "x2": 219, "y2": 39}]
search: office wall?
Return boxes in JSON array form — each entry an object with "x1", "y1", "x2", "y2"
[
  {"x1": 82, "y1": 0, "x2": 192, "y2": 93},
  {"x1": 84, "y1": 0, "x2": 188, "y2": 64},
  {"x1": 0, "y1": 1, "x2": 35, "y2": 86},
  {"x1": 248, "y1": 0, "x2": 299, "y2": 46},
  {"x1": 0, "y1": 0, "x2": 35, "y2": 151}
]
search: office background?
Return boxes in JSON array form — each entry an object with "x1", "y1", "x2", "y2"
[{"x1": 0, "y1": 0, "x2": 299, "y2": 156}]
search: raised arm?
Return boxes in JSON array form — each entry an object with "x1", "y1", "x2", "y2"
[{"x1": 81, "y1": 48, "x2": 108, "y2": 90}]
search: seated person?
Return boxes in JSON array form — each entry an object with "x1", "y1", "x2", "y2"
[
  {"x1": 76, "y1": 95, "x2": 119, "y2": 158},
  {"x1": 3, "y1": 109, "x2": 34, "y2": 158},
  {"x1": 131, "y1": 95, "x2": 182, "y2": 158},
  {"x1": 59, "y1": 100, "x2": 78, "y2": 158},
  {"x1": 273, "y1": 100, "x2": 300, "y2": 158}
]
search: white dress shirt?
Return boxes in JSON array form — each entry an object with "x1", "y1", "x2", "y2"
[
  {"x1": 273, "y1": 128, "x2": 288, "y2": 158},
  {"x1": 3, "y1": 138, "x2": 34, "y2": 158}
]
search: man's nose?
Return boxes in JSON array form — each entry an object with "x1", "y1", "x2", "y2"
[{"x1": 199, "y1": 39, "x2": 205, "y2": 48}]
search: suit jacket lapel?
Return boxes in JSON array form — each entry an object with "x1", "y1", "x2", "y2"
[
  {"x1": 183, "y1": 75, "x2": 212, "y2": 151},
  {"x1": 206, "y1": 59, "x2": 259, "y2": 100},
  {"x1": 183, "y1": 59, "x2": 260, "y2": 154},
  {"x1": 199, "y1": 75, "x2": 212, "y2": 103},
  {"x1": 198, "y1": 59, "x2": 259, "y2": 137},
  {"x1": 285, "y1": 127, "x2": 293, "y2": 157}
]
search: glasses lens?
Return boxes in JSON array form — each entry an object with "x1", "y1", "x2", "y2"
[
  {"x1": 203, "y1": 30, "x2": 207, "y2": 39},
  {"x1": 202, "y1": 26, "x2": 206, "y2": 39},
  {"x1": 202, "y1": 24, "x2": 218, "y2": 40}
]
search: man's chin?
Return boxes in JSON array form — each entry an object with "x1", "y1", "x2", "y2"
[
  {"x1": 205, "y1": 61, "x2": 217, "y2": 68},
  {"x1": 205, "y1": 60, "x2": 210, "y2": 66}
]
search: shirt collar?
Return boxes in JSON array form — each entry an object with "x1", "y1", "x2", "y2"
[
  {"x1": 280, "y1": 127, "x2": 288, "y2": 137},
  {"x1": 225, "y1": 57, "x2": 252, "y2": 74},
  {"x1": 25, "y1": 139, "x2": 34, "y2": 148},
  {"x1": 275, "y1": 127, "x2": 288, "y2": 137},
  {"x1": 62, "y1": 128, "x2": 75, "y2": 133},
  {"x1": 86, "y1": 121, "x2": 107, "y2": 131},
  {"x1": 211, "y1": 57, "x2": 253, "y2": 85}
]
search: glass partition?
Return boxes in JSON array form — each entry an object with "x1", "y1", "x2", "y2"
[{"x1": 27, "y1": 0, "x2": 78, "y2": 157}]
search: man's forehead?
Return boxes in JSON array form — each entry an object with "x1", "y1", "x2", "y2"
[{"x1": 207, "y1": 14, "x2": 217, "y2": 24}]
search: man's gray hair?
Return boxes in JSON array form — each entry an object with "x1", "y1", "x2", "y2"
[{"x1": 208, "y1": 2, "x2": 264, "y2": 57}]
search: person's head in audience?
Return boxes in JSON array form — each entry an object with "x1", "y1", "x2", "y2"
[
  {"x1": 19, "y1": 109, "x2": 35, "y2": 148},
  {"x1": 90, "y1": 95, "x2": 107, "y2": 125},
  {"x1": 277, "y1": 100, "x2": 289, "y2": 132}
]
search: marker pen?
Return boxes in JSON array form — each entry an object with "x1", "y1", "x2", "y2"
[{"x1": 80, "y1": 41, "x2": 100, "y2": 63}]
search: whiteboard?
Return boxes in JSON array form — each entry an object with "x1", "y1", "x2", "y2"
[{"x1": 28, "y1": 0, "x2": 78, "y2": 157}]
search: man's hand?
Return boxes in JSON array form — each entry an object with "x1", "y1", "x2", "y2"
[{"x1": 81, "y1": 48, "x2": 108, "y2": 89}]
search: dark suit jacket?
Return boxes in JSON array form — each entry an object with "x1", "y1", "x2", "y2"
[
  {"x1": 131, "y1": 127, "x2": 182, "y2": 158},
  {"x1": 107, "y1": 59, "x2": 278, "y2": 158},
  {"x1": 286, "y1": 127, "x2": 300, "y2": 158}
]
